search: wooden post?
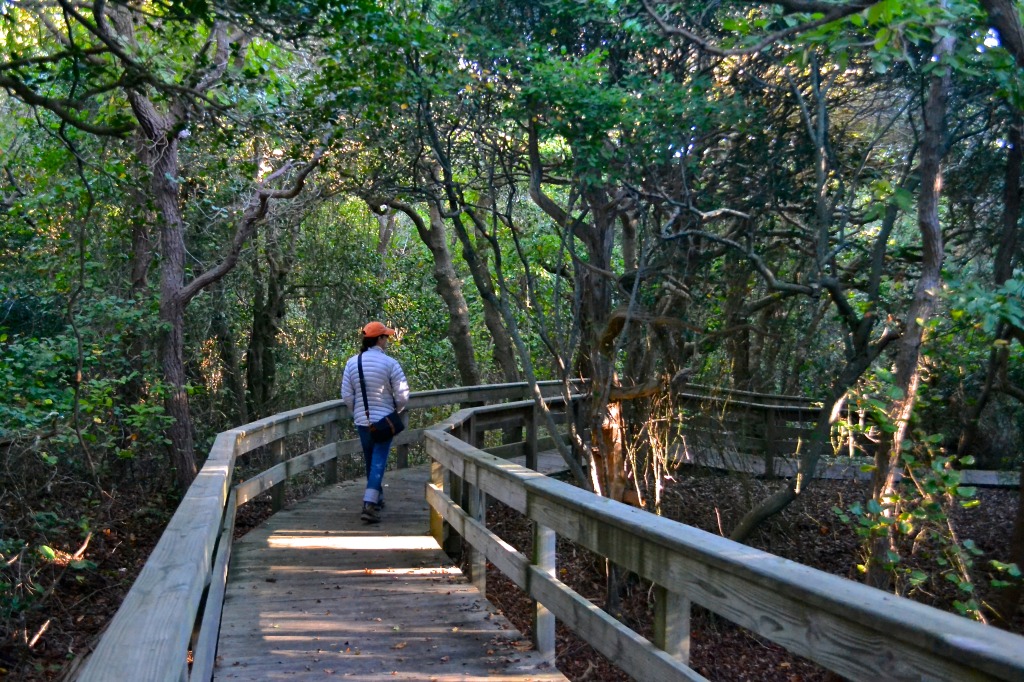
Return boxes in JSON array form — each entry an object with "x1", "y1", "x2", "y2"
[
  {"x1": 445, "y1": 476, "x2": 463, "y2": 558},
  {"x1": 764, "y1": 406, "x2": 777, "y2": 480},
  {"x1": 572, "y1": 394, "x2": 589, "y2": 451},
  {"x1": 532, "y1": 523, "x2": 556, "y2": 662},
  {"x1": 270, "y1": 439, "x2": 286, "y2": 513},
  {"x1": 525, "y1": 402, "x2": 538, "y2": 471},
  {"x1": 468, "y1": 413, "x2": 480, "y2": 449},
  {"x1": 467, "y1": 417, "x2": 486, "y2": 591},
  {"x1": 324, "y1": 421, "x2": 339, "y2": 486},
  {"x1": 653, "y1": 584, "x2": 690, "y2": 665},
  {"x1": 443, "y1": 424, "x2": 463, "y2": 559},
  {"x1": 467, "y1": 481, "x2": 486, "y2": 595},
  {"x1": 395, "y1": 442, "x2": 409, "y2": 469},
  {"x1": 429, "y1": 459, "x2": 445, "y2": 546}
]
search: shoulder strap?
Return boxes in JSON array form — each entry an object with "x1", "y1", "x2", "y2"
[
  {"x1": 357, "y1": 352, "x2": 371, "y2": 422},
  {"x1": 359, "y1": 350, "x2": 399, "y2": 419}
]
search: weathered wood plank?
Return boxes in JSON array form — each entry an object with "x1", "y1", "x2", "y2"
[
  {"x1": 235, "y1": 401, "x2": 347, "y2": 452},
  {"x1": 214, "y1": 469, "x2": 564, "y2": 682},
  {"x1": 527, "y1": 568, "x2": 705, "y2": 682},
  {"x1": 522, "y1": 475, "x2": 1024, "y2": 681},
  {"x1": 406, "y1": 380, "x2": 583, "y2": 411},
  {"x1": 425, "y1": 431, "x2": 534, "y2": 513},
  {"x1": 76, "y1": 385, "x2": 584, "y2": 682},
  {"x1": 425, "y1": 483, "x2": 528, "y2": 588},
  {"x1": 653, "y1": 585, "x2": 690, "y2": 665},
  {"x1": 191, "y1": 489, "x2": 237, "y2": 682},
  {"x1": 673, "y1": 447, "x2": 1021, "y2": 488},
  {"x1": 76, "y1": 461, "x2": 234, "y2": 681},
  {"x1": 532, "y1": 523, "x2": 556, "y2": 662},
  {"x1": 681, "y1": 384, "x2": 820, "y2": 405},
  {"x1": 234, "y1": 442, "x2": 340, "y2": 507}
]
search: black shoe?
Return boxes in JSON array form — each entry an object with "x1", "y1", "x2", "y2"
[
  {"x1": 377, "y1": 498, "x2": 385, "y2": 510},
  {"x1": 360, "y1": 503, "x2": 381, "y2": 524}
]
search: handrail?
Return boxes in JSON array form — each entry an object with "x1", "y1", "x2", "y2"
[
  {"x1": 425, "y1": 402, "x2": 1024, "y2": 682},
  {"x1": 74, "y1": 381, "x2": 1024, "y2": 681},
  {"x1": 74, "y1": 380, "x2": 577, "y2": 682}
]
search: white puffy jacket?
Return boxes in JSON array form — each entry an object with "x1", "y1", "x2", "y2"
[{"x1": 341, "y1": 347, "x2": 410, "y2": 426}]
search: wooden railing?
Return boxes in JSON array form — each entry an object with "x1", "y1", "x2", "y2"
[
  {"x1": 425, "y1": 400, "x2": 1024, "y2": 682},
  {"x1": 74, "y1": 381, "x2": 575, "y2": 682},
  {"x1": 675, "y1": 386, "x2": 825, "y2": 469},
  {"x1": 675, "y1": 388, "x2": 1020, "y2": 487},
  {"x1": 75, "y1": 381, "x2": 1024, "y2": 681}
]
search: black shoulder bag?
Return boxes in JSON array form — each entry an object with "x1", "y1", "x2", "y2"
[{"x1": 358, "y1": 352, "x2": 405, "y2": 443}]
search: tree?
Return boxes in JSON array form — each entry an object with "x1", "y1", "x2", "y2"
[{"x1": 1, "y1": 2, "x2": 325, "y2": 489}]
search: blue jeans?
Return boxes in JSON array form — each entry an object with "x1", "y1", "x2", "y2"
[{"x1": 357, "y1": 425, "x2": 391, "y2": 505}]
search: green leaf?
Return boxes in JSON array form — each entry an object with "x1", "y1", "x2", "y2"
[
  {"x1": 38, "y1": 545, "x2": 56, "y2": 561},
  {"x1": 874, "y1": 28, "x2": 891, "y2": 51},
  {"x1": 892, "y1": 188, "x2": 914, "y2": 211}
]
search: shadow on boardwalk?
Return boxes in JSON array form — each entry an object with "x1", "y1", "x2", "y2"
[{"x1": 215, "y1": 465, "x2": 566, "y2": 681}]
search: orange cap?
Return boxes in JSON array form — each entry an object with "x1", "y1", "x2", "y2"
[{"x1": 362, "y1": 321, "x2": 396, "y2": 337}]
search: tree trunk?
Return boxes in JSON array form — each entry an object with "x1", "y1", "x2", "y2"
[
  {"x1": 468, "y1": 216, "x2": 520, "y2": 383},
  {"x1": 246, "y1": 231, "x2": 291, "y2": 418},
  {"x1": 577, "y1": 188, "x2": 621, "y2": 497},
  {"x1": 212, "y1": 283, "x2": 248, "y2": 425},
  {"x1": 994, "y1": 118, "x2": 1022, "y2": 286},
  {"x1": 866, "y1": 31, "x2": 953, "y2": 590},
  {"x1": 386, "y1": 199, "x2": 481, "y2": 386},
  {"x1": 374, "y1": 207, "x2": 397, "y2": 258},
  {"x1": 149, "y1": 136, "x2": 199, "y2": 491},
  {"x1": 985, "y1": 115, "x2": 1024, "y2": 625},
  {"x1": 980, "y1": 0, "x2": 1024, "y2": 69},
  {"x1": 723, "y1": 260, "x2": 753, "y2": 390}
]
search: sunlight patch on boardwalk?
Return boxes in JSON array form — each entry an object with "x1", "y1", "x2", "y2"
[{"x1": 214, "y1": 466, "x2": 566, "y2": 681}]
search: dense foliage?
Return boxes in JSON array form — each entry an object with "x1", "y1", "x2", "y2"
[{"x1": 2, "y1": 0, "x2": 1024, "y2": 676}]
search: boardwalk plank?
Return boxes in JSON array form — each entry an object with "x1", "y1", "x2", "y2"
[{"x1": 215, "y1": 465, "x2": 565, "y2": 681}]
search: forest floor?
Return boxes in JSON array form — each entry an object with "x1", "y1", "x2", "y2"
[{"x1": 2, "y1": 464, "x2": 1020, "y2": 681}]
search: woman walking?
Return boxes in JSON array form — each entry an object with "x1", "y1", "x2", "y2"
[{"x1": 341, "y1": 321, "x2": 410, "y2": 523}]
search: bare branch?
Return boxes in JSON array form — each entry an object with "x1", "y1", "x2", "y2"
[
  {"x1": 180, "y1": 147, "x2": 326, "y2": 303},
  {"x1": 527, "y1": 119, "x2": 571, "y2": 227},
  {"x1": 641, "y1": 0, "x2": 880, "y2": 57},
  {"x1": 0, "y1": 74, "x2": 135, "y2": 137},
  {"x1": 0, "y1": 47, "x2": 109, "y2": 72},
  {"x1": 664, "y1": 228, "x2": 817, "y2": 295}
]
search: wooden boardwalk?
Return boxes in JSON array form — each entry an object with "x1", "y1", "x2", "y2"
[{"x1": 214, "y1": 460, "x2": 567, "y2": 681}]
